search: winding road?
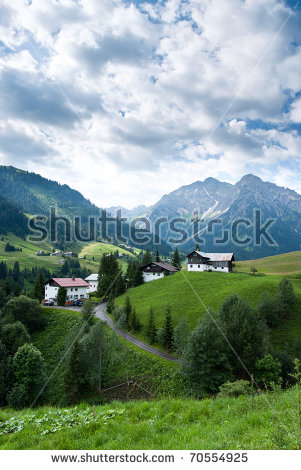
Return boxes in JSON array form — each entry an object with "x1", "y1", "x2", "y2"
[{"x1": 94, "y1": 302, "x2": 178, "y2": 363}]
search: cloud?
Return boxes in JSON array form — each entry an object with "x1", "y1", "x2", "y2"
[
  {"x1": 0, "y1": 123, "x2": 55, "y2": 162},
  {"x1": 0, "y1": 0, "x2": 300, "y2": 207}
]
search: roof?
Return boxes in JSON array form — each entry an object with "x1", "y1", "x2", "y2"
[
  {"x1": 85, "y1": 274, "x2": 98, "y2": 281},
  {"x1": 47, "y1": 278, "x2": 89, "y2": 287},
  {"x1": 186, "y1": 250, "x2": 235, "y2": 262},
  {"x1": 140, "y1": 262, "x2": 179, "y2": 272}
]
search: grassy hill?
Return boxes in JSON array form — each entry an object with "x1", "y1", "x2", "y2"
[
  {"x1": 0, "y1": 387, "x2": 300, "y2": 449},
  {"x1": 235, "y1": 251, "x2": 301, "y2": 275},
  {"x1": 0, "y1": 234, "x2": 137, "y2": 273},
  {"x1": 32, "y1": 308, "x2": 185, "y2": 405},
  {"x1": 116, "y1": 270, "x2": 301, "y2": 352}
]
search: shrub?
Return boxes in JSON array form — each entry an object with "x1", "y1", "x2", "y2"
[
  {"x1": 12, "y1": 343, "x2": 47, "y2": 407},
  {"x1": 255, "y1": 354, "x2": 282, "y2": 389},
  {"x1": 1, "y1": 321, "x2": 31, "y2": 354},
  {"x1": 218, "y1": 380, "x2": 253, "y2": 398},
  {"x1": 3, "y1": 295, "x2": 46, "y2": 332},
  {"x1": 7, "y1": 384, "x2": 28, "y2": 409}
]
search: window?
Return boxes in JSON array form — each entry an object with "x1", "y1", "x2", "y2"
[
  {"x1": 157, "y1": 273, "x2": 160, "y2": 276},
  {"x1": 198, "y1": 265, "x2": 200, "y2": 268},
  {"x1": 75, "y1": 288, "x2": 78, "y2": 291},
  {"x1": 153, "y1": 273, "x2": 155, "y2": 275},
  {"x1": 190, "y1": 265, "x2": 193, "y2": 268},
  {"x1": 74, "y1": 295, "x2": 78, "y2": 299},
  {"x1": 71, "y1": 288, "x2": 73, "y2": 291},
  {"x1": 80, "y1": 295, "x2": 84, "y2": 298}
]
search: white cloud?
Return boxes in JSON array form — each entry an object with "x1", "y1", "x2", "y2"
[{"x1": 0, "y1": 0, "x2": 300, "y2": 207}]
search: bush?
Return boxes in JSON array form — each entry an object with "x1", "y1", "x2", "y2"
[
  {"x1": 12, "y1": 343, "x2": 47, "y2": 407},
  {"x1": 218, "y1": 380, "x2": 253, "y2": 398},
  {"x1": 255, "y1": 354, "x2": 282, "y2": 389},
  {"x1": 2, "y1": 295, "x2": 46, "y2": 332},
  {"x1": 7, "y1": 384, "x2": 28, "y2": 409},
  {"x1": 279, "y1": 278, "x2": 295, "y2": 308},
  {"x1": 1, "y1": 321, "x2": 31, "y2": 354}
]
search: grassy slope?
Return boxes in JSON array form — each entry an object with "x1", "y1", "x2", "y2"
[
  {"x1": 235, "y1": 251, "x2": 301, "y2": 275},
  {"x1": 32, "y1": 309, "x2": 184, "y2": 404},
  {"x1": 78, "y1": 241, "x2": 137, "y2": 272},
  {"x1": 116, "y1": 270, "x2": 301, "y2": 351},
  {"x1": 0, "y1": 234, "x2": 136, "y2": 273},
  {"x1": 0, "y1": 233, "x2": 61, "y2": 271},
  {"x1": 0, "y1": 387, "x2": 300, "y2": 450}
]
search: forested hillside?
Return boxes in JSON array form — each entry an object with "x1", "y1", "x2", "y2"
[{"x1": 0, "y1": 196, "x2": 29, "y2": 238}]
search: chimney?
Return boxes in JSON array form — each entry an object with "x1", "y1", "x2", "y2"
[{"x1": 72, "y1": 276, "x2": 75, "y2": 281}]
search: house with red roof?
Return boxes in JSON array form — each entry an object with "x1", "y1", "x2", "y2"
[{"x1": 44, "y1": 277, "x2": 89, "y2": 302}]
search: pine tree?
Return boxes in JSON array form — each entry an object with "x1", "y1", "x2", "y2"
[
  {"x1": 106, "y1": 292, "x2": 115, "y2": 314},
  {"x1": 133, "y1": 265, "x2": 144, "y2": 287},
  {"x1": 172, "y1": 247, "x2": 181, "y2": 269},
  {"x1": 146, "y1": 306, "x2": 157, "y2": 344},
  {"x1": 4, "y1": 277, "x2": 11, "y2": 297},
  {"x1": 155, "y1": 250, "x2": 160, "y2": 262},
  {"x1": 33, "y1": 269, "x2": 45, "y2": 303},
  {"x1": 141, "y1": 248, "x2": 152, "y2": 266},
  {"x1": 195, "y1": 243, "x2": 200, "y2": 251},
  {"x1": 12, "y1": 261, "x2": 20, "y2": 282},
  {"x1": 64, "y1": 341, "x2": 81, "y2": 404},
  {"x1": 162, "y1": 306, "x2": 174, "y2": 351},
  {"x1": 124, "y1": 296, "x2": 132, "y2": 326},
  {"x1": 57, "y1": 286, "x2": 67, "y2": 306}
]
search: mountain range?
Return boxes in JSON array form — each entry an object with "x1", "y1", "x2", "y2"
[
  {"x1": 0, "y1": 165, "x2": 300, "y2": 260},
  {"x1": 108, "y1": 174, "x2": 301, "y2": 260}
]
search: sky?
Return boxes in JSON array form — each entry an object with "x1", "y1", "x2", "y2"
[{"x1": 0, "y1": 0, "x2": 301, "y2": 209}]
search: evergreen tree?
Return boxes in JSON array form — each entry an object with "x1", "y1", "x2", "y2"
[
  {"x1": 33, "y1": 269, "x2": 45, "y2": 303},
  {"x1": 141, "y1": 248, "x2": 152, "y2": 266},
  {"x1": 12, "y1": 261, "x2": 20, "y2": 282},
  {"x1": 129, "y1": 307, "x2": 142, "y2": 333},
  {"x1": 81, "y1": 299, "x2": 95, "y2": 327},
  {"x1": 106, "y1": 292, "x2": 115, "y2": 315},
  {"x1": 4, "y1": 277, "x2": 11, "y2": 296},
  {"x1": 279, "y1": 278, "x2": 295, "y2": 307},
  {"x1": 219, "y1": 294, "x2": 268, "y2": 376},
  {"x1": 0, "y1": 261, "x2": 7, "y2": 280},
  {"x1": 174, "y1": 318, "x2": 190, "y2": 355},
  {"x1": 114, "y1": 272, "x2": 126, "y2": 297},
  {"x1": 124, "y1": 296, "x2": 132, "y2": 326},
  {"x1": 182, "y1": 312, "x2": 232, "y2": 396},
  {"x1": 64, "y1": 341, "x2": 81, "y2": 405},
  {"x1": 57, "y1": 286, "x2": 67, "y2": 306},
  {"x1": 162, "y1": 306, "x2": 174, "y2": 351},
  {"x1": 97, "y1": 253, "x2": 122, "y2": 298},
  {"x1": 146, "y1": 306, "x2": 157, "y2": 344},
  {"x1": 12, "y1": 282, "x2": 21, "y2": 297},
  {"x1": 133, "y1": 265, "x2": 144, "y2": 287},
  {"x1": 195, "y1": 243, "x2": 200, "y2": 251},
  {"x1": 155, "y1": 250, "x2": 160, "y2": 262},
  {"x1": 172, "y1": 247, "x2": 181, "y2": 268}
]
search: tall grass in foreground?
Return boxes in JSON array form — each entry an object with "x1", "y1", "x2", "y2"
[{"x1": 1, "y1": 387, "x2": 301, "y2": 450}]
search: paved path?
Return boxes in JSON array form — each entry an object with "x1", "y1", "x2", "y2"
[{"x1": 94, "y1": 302, "x2": 178, "y2": 363}]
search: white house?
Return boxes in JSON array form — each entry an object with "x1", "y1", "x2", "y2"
[
  {"x1": 186, "y1": 250, "x2": 235, "y2": 273},
  {"x1": 140, "y1": 262, "x2": 179, "y2": 283},
  {"x1": 85, "y1": 274, "x2": 98, "y2": 293},
  {"x1": 44, "y1": 277, "x2": 89, "y2": 302}
]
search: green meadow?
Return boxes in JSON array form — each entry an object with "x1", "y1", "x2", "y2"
[{"x1": 0, "y1": 387, "x2": 300, "y2": 450}]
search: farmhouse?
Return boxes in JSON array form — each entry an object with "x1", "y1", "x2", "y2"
[
  {"x1": 186, "y1": 250, "x2": 234, "y2": 273},
  {"x1": 44, "y1": 277, "x2": 89, "y2": 301},
  {"x1": 85, "y1": 273, "x2": 98, "y2": 293},
  {"x1": 140, "y1": 261, "x2": 179, "y2": 283}
]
